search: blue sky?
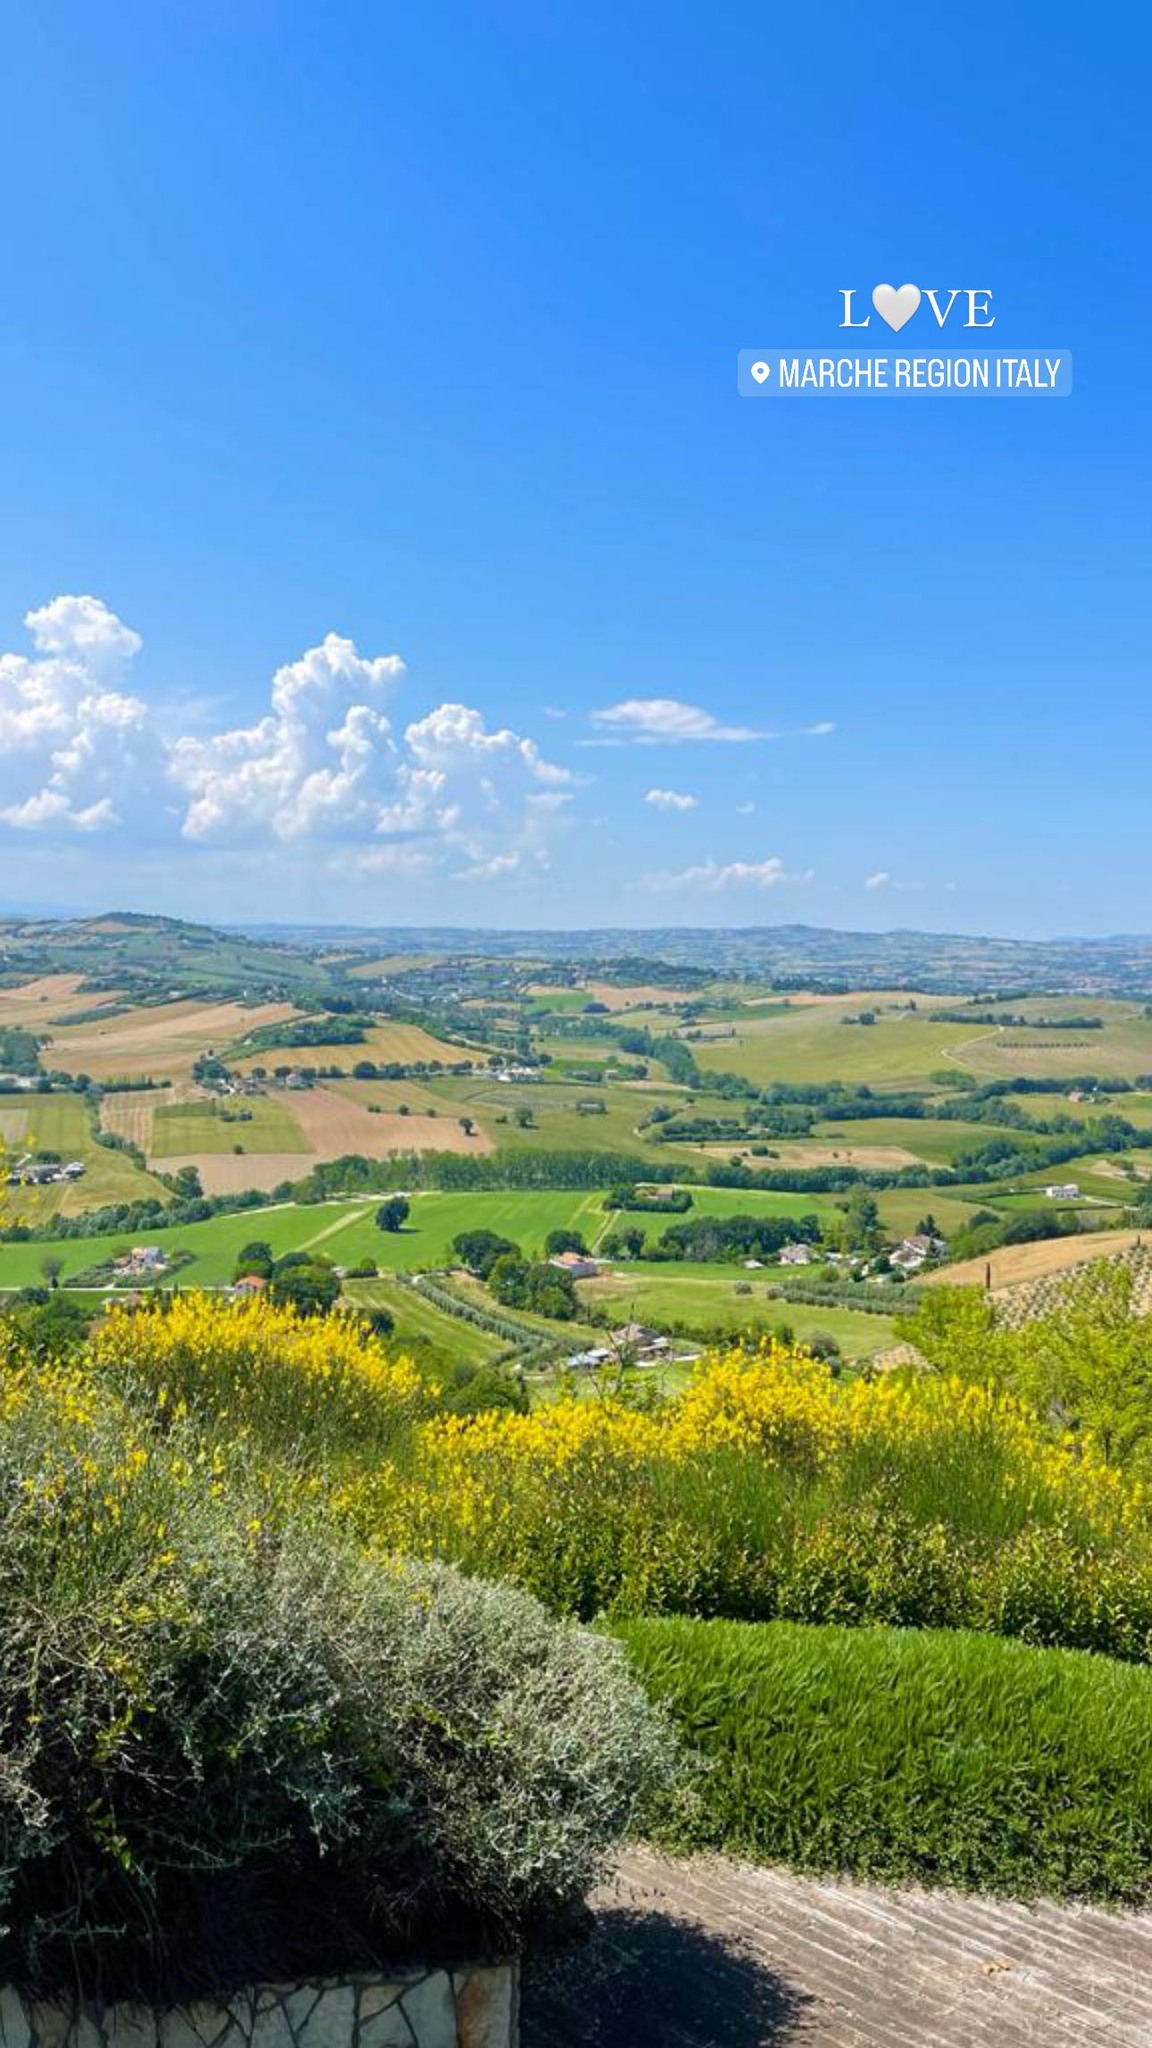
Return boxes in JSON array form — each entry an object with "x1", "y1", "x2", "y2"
[{"x1": 0, "y1": 2, "x2": 1147, "y2": 934}]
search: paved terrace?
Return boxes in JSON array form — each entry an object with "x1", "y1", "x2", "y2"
[{"x1": 522, "y1": 1847, "x2": 1152, "y2": 2047}]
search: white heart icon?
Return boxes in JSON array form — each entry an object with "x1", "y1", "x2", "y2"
[{"x1": 872, "y1": 283, "x2": 921, "y2": 332}]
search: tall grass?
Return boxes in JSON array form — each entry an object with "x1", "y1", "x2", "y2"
[{"x1": 620, "y1": 1616, "x2": 1152, "y2": 1903}]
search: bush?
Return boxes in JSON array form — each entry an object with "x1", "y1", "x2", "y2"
[
  {"x1": 0, "y1": 1356, "x2": 677, "y2": 2000},
  {"x1": 619, "y1": 1615, "x2": 1152, "y2": 1903},
  {"x1": 89, "y1": 1295, "x2": 432, "y2": 1458}
]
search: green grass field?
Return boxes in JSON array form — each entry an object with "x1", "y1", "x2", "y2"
[
  {"x1": 0, "y1": 1181, "x2": 847, "y2": 1297},
  {"x1": 618, "y1": 1616, "x2": 1152, "y2": 1903},
  {"x1": 341, "y1": 1276, "x2": 505, "y2": 1365},
  {"x1": 688, "y1": 997, "x2": 978, "y2": 1088},
  {"x1": 810, "y1": 1114, "x2": 1035, "y2": 1164},
  {"x1": 151, "y1": 1097, "x2": 311, "y2": 1157},
  {"x1": 1, "y1": 1094, "x2": 164, "y2": 1223},
  {"x1": 578, "y1": 1265, "x2": 895, "y2": 1358},
  {"x1": 684, "y1": 993, "x2": 1152, "y2": 1091},
  {"x1": 0, "y1": 1188, "x2": 614, "y2": 1291}
]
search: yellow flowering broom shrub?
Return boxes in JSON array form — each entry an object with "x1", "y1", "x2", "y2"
[
  {"x1": 337, "y1": 1342, "x2": 1152, "y2": 1658},
  {"x1": 89, "y1": 1293, "x2": 432, "y2": 1459}
]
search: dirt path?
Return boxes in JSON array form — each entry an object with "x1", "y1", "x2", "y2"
[{"x1": 523, "y1": 1846, "x2": 1152, "y2": 2046}]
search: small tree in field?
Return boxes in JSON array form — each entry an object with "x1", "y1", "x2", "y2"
[
  {"x1": 376, "y1": 1196, "x2": 411, "y2": 1233},
  {"x1": 41, "y1": 1254, "x2": 65, "y2": 1291}
]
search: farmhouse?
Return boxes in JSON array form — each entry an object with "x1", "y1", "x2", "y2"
[
  {"x1": 778, "y1": 1242, "x2": 814, "y2": 1266},
  {"x1": 1045, "y1": 1183, "x2": 1081, "y2": 1200},
  {"x1": 549, "y1": 1250, "x2": 601, "y2": 1279},
  {"x1": 565, "y1": 1345, "x2": 613, "y2": 1371},
  {"x1": 610, "y1": 1322, "x2": 671, "y2": 1362},
  {"x1": 230, "y1": 1273, "x2": 268, "y2": 1298},
  {"x1": 8, "y1": 1158, "x2": 87, "y2": 1187},
  {"x1": 112, "y1": 1246, "x2": 169, "y2": 1278},
  {"x1": 890, "y1": 1232, "x2": 945, "y2": 1273}
]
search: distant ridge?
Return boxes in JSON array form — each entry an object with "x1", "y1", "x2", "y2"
[
  {"x1": 4, "y1": 909, "x2": 1152, "y2": 997},
  {"x1": 233, "y1": 920, "x2": 1152, "y2": 996}
]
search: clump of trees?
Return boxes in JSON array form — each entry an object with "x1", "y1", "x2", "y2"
[
  {"x1": 646, "y1": 1213, "x2": 824, "y2": 1266},
  {"x1": 488, "y1": 1254, "x2": 579, "y2": 1321},
  {"x1": 449, "y1": 1229, "x2": 579, "y2": 1320}
]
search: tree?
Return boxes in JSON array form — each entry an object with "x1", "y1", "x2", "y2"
[
  {"x1": 268, "y1": 1262, "x2": 341, "y2": 1318},
  {"x1": 544, "y1": 1228, "x2": 588, "y2": 1257},
  {"x1": 356, "y1": 1304, "x2": 395, "y2": 1337},
  {"x1": 40, "y1": 1254, "x2": 64, "y2": 1291},
  {"x1": 234, "y1": 1240, "x2": 274, "y2": 1279},
  {"x1": 513, "y1": 1106, "x2": 535, "y2": 1130},
  {"x1": 375, "y1": 1196, "x2": 411, "y2": 1233},
  {"x1": 450, "y1": 1229, "x2": 520, "y2": 1279},
  {"x1": 488, "y1": 1254, "x2": 578, "y2": 1321},
  {"x1": 4, "y1": 1292, "x2": 89, "y2": 1361},
  {"x1": 1021, "y1": 1262, "x2": 1152, "y2": 1467},
  {"x1": 458, "y1": 1116, "x2": 476, "y2": 1138},
  {"x1": 601, "y1": 1225, "x2": 646, "y2": 1260}
]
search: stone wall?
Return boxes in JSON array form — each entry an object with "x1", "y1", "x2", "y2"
[{"x1": 0, "y1": 1968, "x2": 518, "y2": 2048}]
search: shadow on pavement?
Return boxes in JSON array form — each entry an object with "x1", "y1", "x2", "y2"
[{"x1": 521, "y1": 1904, "x2": 814, "y2": 2047}]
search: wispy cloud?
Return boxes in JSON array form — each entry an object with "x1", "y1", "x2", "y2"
[
  {"x1": 645, "y1": 787, "x2": 698, "y2": 812},
  {"x1": 640, "y1": 857, "x2": 813, "y2": 893},
  {"x1": 864, "y1": 870, "x2": 924, "y2": 894},
  {"x1": 588, "y1": 698, "x2": 834, "y2": 746}
]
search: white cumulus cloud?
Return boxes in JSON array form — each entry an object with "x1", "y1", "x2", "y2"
[
  {"x1": 0, "y1": 597, "x2": 572, "y2": 882},
  {"x1": 0, "y1": 595, "x2": 159, "y2": 833},
  {"x1": 645, "y1": 787, "x2": 698, "y2": 811}
]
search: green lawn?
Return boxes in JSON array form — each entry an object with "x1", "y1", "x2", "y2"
[
  {"x1": 151, "y1": 1097, "x2": 310, "y2": 1156},
  {"x1": 617, "y1": 1617, "x2": 1152, "y2": 1904}
]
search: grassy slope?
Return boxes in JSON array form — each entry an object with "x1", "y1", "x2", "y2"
[
  {"x1": 0, "y1": 1189, "x2": 614, "y2": 1290},
  {"x1": 689, "y1": 999, "x2": 978, "y2": 1088},
  {"x1": 619, "y1": 1615, "x2": 1152, "y2": 1903},
  {"x1": 341, "y1": 1275, "x2": 505, "y2": 1365}
]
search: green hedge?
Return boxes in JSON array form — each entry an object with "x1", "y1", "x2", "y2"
[{"x1": 618, "y1": 1616, "x2": 1152, "y2": 1903}]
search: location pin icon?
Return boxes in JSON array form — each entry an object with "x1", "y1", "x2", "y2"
[{"x1": 750, "y1": 360, "x2": 770, "y2": 384}]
